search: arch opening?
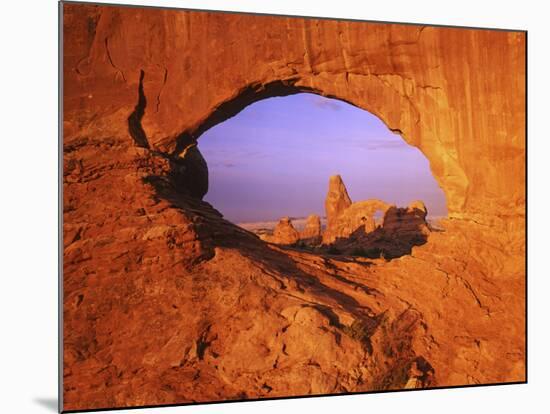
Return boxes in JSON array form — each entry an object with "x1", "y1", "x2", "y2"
[{"x1": 194, "y1": 92, "x2": 447, "y2": 259}]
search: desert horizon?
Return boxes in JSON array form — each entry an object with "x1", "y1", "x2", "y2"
[
  {"x1": 238, "y1": 215, "x2": 447, "y2": 231},
  {"x1": 236, "y1": 209, "x2": 447, "y2": 231}
]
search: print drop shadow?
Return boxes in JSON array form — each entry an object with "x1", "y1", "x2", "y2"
[{"x1": 33, "y1": 397, "x2": 58, "y2": 412}]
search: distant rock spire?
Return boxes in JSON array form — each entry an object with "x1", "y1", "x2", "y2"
[{"x1": 325, "y1": 175, "x2": 352, "y2": 227}]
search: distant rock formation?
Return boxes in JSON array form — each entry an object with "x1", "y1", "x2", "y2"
[
  {"x1": 261, "y1": 176, "x2": 431, "y2": 259},
  {"x1": 325, "y1": 175, "x2": 352, "y2": 226},
  {"x1": 383, "y1": 201, "x2": 429, "y2": 236},
  {"x1": 263, "y1": 217, "x2": 300, "y2": 245},
  {"x1": 300, "y1": 214, "x2": 322, "y2": 245},
  {"x1": 323, "y1": 194, "x2": 394, "y2": 244},
  {"x1": 333, "y1": 199, "x2": 431, "y2": 259}
]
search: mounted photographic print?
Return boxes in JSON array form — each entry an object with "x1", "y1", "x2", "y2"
[{"x1": 60, "y1": 1, "x2": 527, "y2": 412}]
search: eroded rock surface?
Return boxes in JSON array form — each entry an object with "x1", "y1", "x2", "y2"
[{"x1": 62, "y1": 4, "x2": 526, "y2": 412}]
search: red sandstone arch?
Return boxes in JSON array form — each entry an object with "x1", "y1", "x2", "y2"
[
  {"x1": 167, "y1": 80, "x2": 448, "y2": 206},
  {"x1": 62, "y1": 4, "x2": 526, "y2": 411},
  {"x1": 63, "y1": 4, "x2": 525, "y2": 223}
]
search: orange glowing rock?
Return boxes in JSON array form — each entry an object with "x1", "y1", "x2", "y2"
[{"x1": 62, "y1": 4, "x2": 525, "y2": 411}]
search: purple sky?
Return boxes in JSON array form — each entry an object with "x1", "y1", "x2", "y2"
[{"x1": 198, "y1": 93, "x2": 447, "y2": 223}]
